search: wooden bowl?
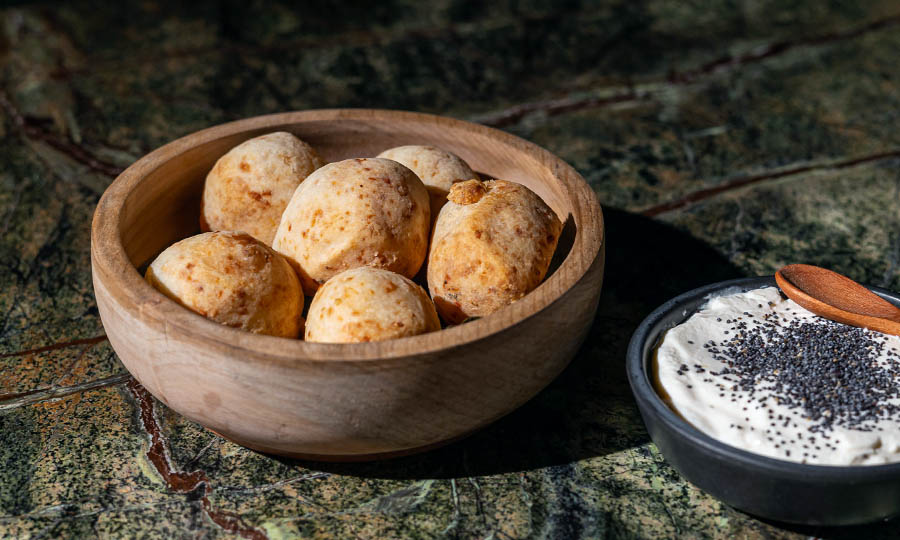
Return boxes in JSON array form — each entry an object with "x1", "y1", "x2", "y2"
[{"x1": 91, "y1": 109, "x2": 605, "y2": 461}]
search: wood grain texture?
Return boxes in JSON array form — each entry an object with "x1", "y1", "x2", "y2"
[
  {"x1": 776, "y1": 264, "x2": 900, "y2": 336},
  {"x1": 91, "y1": 109, "x2": 605, "y2": 460}
]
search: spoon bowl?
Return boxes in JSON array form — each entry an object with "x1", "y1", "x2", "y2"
[
  {"x1": 775, "y1": 264, "x2": 900, "y2": 336},
  {"x1": 628, "y1": 276, "x2": 900, "y2": 525}
]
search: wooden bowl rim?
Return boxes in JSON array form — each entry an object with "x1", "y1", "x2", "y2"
[{"x1": 91, "y1": 109, "x2": 604, "y2": 363}]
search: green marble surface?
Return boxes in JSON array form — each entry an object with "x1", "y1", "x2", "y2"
[{"x1": 2, "y1": 1, "x2": 900, "y2": 538}]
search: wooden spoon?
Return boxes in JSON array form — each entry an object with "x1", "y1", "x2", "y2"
[{"x1": 774, "y1": 264, "x2": 900, "y2": 336}]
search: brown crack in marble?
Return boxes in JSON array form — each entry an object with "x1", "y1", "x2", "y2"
[
  {"x1": 125, "y1": 379, "x2": 269, "y2": 540},
  {"x1": 476, "y1": 12, "x2": 900, "y2": 128},
  {"x1": 667, "y1": 13, "x2": 900, "y2": 84},
  {"x1": 52, "y1": 338, "x2": 106, "y2": 387},
  {"x1": 0, "y1": 334, "x2": 107, "y2": 359},
  {"x1": 0, "y1": 335, "x2": 117, "y2": 408},
  {"x1": 0, "y1": 92, "x2": 124, "y2": 178},
  {"x1": 4, "y1": 1, "x2": 900, "y2": 537},
  {"x1": 641, "y1": 149, "x2": 900, "y2": 217},
  {"x1": 474, "y1": 89, "x2": 644, "y2": 129},
  {"x1": 0, "y1": 373, "x2": 129, "y2": 411}
]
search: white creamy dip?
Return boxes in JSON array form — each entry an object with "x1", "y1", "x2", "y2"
[{"x1": 656, "y1": 286, "x2": 900, "y2": 465}]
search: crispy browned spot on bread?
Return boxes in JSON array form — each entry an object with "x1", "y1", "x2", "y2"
[{"x1": 447, "y1": 179, "x2": 486, "y2": 205}]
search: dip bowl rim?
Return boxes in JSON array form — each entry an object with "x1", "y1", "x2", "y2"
[{"x1": 627, "y1": 275, "x2": 900, "y2": 525}]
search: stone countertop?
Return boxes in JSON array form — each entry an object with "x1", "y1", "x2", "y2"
[{"x1": 2, "y1": 1, "x2": 899, "y2": 537}]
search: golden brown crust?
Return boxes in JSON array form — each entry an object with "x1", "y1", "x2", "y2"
[
  {"x1": 427, "y1": 179, "x2": 562, "y2": 324},
  {"x1": 305, "y1": 267, "x2": 441, "y2": 343},
  {"x1": 377, "y1": 145, "x2": 477, "y2": 218},
  {"x1": 272, "y1": 158, "x2": 430, "y2": 296},
  {"x1": 145, "y1": 231, "x2": 303, "y2": 338},
  {"x1": 376, "y1": 145, "x2": 475, "y2": 194},
  {"x1": 447, "y1": 179, "x2": 487, "y2": 205},
  {"x1": 200, "y1": 132, "x2": 324, "y2": 246}
]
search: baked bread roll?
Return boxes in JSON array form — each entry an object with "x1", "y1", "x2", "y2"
[
  {"x1": 200, "y1": 132, "x2": 324, "y2": 246},
  {"x1": 305, "y1": 266, "x2": 440, "y2": 343},
  {"x1": 376, "y1": 145, "x2": 476, "y2": 217},
  {"x1": 145, "y1": 231, "x2": 303, "y2": 338},
  {"x1": 273, "y1": 158, "x2": 430, "y2": 295},
  {"x1": 427, "y1": 179, "x2": 562, "y2": 324}
]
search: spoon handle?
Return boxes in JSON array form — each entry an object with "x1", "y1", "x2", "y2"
[{"x1": 775, "y1": 269, "x2": 900, "y2": 337}]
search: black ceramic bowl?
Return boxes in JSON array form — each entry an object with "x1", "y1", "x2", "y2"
[{"x1": 627, "y1": 276, "x2": 900, "y2": 526}]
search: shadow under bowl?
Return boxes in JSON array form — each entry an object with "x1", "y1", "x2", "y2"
[
  {"x1": 91, "y1": 109, "x2": 605, "y2": 461},
  {"x1": 627, "y1": 276, "x2": 900, "y2": 525}
]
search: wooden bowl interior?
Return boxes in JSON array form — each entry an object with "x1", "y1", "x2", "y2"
[
  {"x1": 121, "y1": 117, "x2": 574, "y2": 273},
  {"x1": 93, "y1": 110, "x2": 604, "y2": 458}
]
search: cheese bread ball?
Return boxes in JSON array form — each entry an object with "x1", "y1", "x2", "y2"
[
  {"x1": 305, "y1": 267, "x2": 440, "y2": 343},
  {"x1": 376, "y1": 145, "x2": 476, "y2": 216},
  {"x1": 145, "y1": 231, "x2": 303, "y2": 338},
  {"x1": 428, "y1": 179, "x2": 562, "y2": 324},
  {"x1": 200, "y1": 132, "x2": 325, "y2": 246},
  {"x1": 273, "y1": 158, "x2": 430, "y2": 295}
]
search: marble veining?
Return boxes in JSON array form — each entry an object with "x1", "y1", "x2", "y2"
[{"x1": 2, "y1": 1, "x2": 900, "y2": 537}]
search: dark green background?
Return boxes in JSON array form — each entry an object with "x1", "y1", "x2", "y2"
[{"x1": 2, "y1": 1, "x2": 900, "y2": 537}]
